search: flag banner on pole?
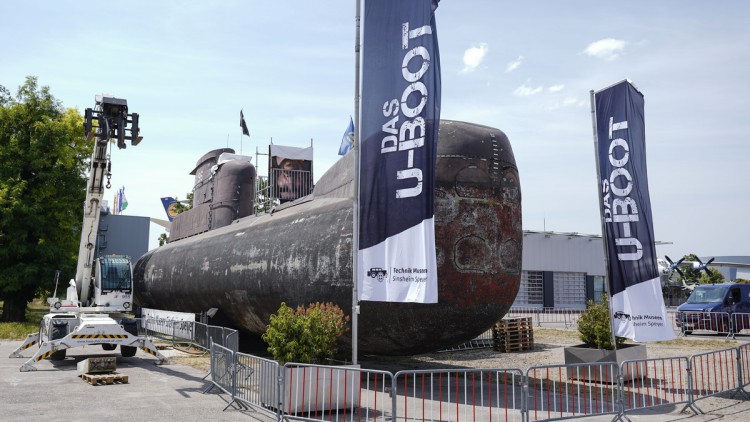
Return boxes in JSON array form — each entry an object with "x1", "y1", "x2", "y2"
[
  {"x1": 120, "y1": 186, "x2": 128, "y2": 213},
  {"x1": 160, "y1": 197, "x2": 178, "y2": 222},
  {"x1": 593, "y1": 80, "x2": 674, "y2": 342},
  {"x1": 338, "y1": 117, "x2": 355, "y2": 156},
  {"x1": 240, "y1": 109, "x2": 250, "y2": 136},
  {"x1": 358, "y1": 0, "x2": 441, "y2": 303}
]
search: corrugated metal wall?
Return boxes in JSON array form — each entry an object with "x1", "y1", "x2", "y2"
[{"x1": 522, "y1": 231, "x2": 605, "y2": 275}]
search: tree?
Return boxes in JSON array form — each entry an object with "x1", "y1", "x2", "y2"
[
  {"x1": 577, "y1": 295, "x2": 625, "y2": 350},
  {"x1": 698, "y1": 267, "x2": 724, "y2": 285},
  {"x1": 0, "y1": 77, "x2": 89, "y2": 322}
]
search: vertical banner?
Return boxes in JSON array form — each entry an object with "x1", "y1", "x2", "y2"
[
  {"x1": 358, "y1": 0, "x2": 441, "y2": 303},
  {"x1": 593, "y1": 80, "x2": 675, "y2": 341}
]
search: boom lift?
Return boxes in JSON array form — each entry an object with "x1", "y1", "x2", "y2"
[{"x1": 9, "y1": 95, "x2": 167, "y2": 371}]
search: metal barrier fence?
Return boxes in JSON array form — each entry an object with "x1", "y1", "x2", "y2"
[
  {"x1": 234, "y1": 352, "x2": 282, "y2": 417},
  {"x1": 526, "y1": 363, "x2": 619, "y2": 421},
  {"x1": 139, "y1": 318, "x2": 239, "y2": 353},
  {"x1": 620, "y1": 357, "x2": 693, "y2": 414},
  {"x1": 507, "y1": 307, "x2": 584, "y2": 329},
  {"x1": 690, "y1": 347, "x2": 740, "y2": 405},
  {"x1": 675, "y1": 311, "x2": 733, "y2": 337},
  {"x1": 394, "y1": 368, "x2": 525, "y2": 422},
  {"x1": 207, "y1": 342, "x2": 235, "y2": 397},
  {"x1": 734, "y1": 313, "x2": 750, "y2": 336},
  {"x1": 440, "y1": 328, "x2": 494, "y2": 352},
  {"x1": 203, "y1": 344, "x2": 750, "y2": 422},
  {"x1": 505, "y1": 308, "x2": 750, "y2": 338}
]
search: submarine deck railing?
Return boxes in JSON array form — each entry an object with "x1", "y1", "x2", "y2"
[{"x1": 255, "y1": 169, "x2": 314, "y2": 215}]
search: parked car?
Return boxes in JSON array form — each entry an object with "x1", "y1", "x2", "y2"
[{"x1": 676, "y1": 283, "x2": 750, "y2": 335}]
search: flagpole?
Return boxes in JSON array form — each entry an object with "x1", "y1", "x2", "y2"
[{"x1": 351, "y1": 0, "x2": 362, "y2": 366}]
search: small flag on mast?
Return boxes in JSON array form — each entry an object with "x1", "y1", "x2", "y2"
[
  {"x1": 120, "y1": 186, "x2": 128, "y2": 212},
  {"x1": 240, "y1": 109, "x2": 250, "y2": 136},
  {"x1": 338, "y1": 117, "x2": 355, "y2": 156}
]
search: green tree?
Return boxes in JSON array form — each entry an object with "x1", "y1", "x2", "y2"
[
  {"x1": 262, "y1": 302, "x2": 349, "y2": 364},
  {"x1": 698, "y1": 267, "x2": 725, "y2": 285},
  {"x1": 0, "y1": 77, "x2": 89, "y2": 322},
  {"x1": 577, "y1": 295, "x2": 626, "y2": 350}
]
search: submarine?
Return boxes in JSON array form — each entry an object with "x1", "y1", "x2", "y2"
[{"x1": 133, "y1": 120, "x2": 522, "y2": 356}]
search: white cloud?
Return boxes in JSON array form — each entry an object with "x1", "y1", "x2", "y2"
[
  {"x1": 548, "y1": 84, "x2": 565, "y2": 92},
  {"x1": 546, "y1": 96, "x2": 588, "y2": 111},
  {"x1": 505, "y1": 55, "x2": 523, "y2": 73},
  {"x1": 563, "y1": 97, "x2": 587, "y2": 107},
  {"x1": 513, "y1": 83, "x2": 543, "y2": 97},
  {"x1": 583, "y1": 38, "x2": 628, "y2": 61},
  {"x1": 462, "y1": 43, "x2": 488, "y2": 73}
]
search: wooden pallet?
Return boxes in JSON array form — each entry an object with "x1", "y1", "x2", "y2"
[
  {"x1": 79, "y1": 372, "x2": 129, "y2": 386},
  {"x1": 493, "y1": 317, "x2": 534, "y2": 352}
]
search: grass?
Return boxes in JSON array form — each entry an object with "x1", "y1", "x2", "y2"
[{"x1": 0, "y1": 299, "x2": 48, "y2": 340}]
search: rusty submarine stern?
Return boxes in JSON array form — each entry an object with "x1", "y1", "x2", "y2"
[{"x1": 133, "y1": 120, "x2": 521, "y2": 356}]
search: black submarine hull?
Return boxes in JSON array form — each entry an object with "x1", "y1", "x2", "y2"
[{"x1": 134, "y1": 120, "x2": 522, "y2": 355}]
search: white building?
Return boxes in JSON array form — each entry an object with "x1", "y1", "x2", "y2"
[{"x1": 514, "y1": 231, "x2": 606, "y2": 310}]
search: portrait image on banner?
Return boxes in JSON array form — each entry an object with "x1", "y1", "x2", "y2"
[
  {"x1": 268, "y1": 145, "x2": 313, "y2": 203},
  {"x1": 593, "y1": 79, "x2": 674, "y2": 342},
  {"x1": 358, "y1": 0, "x2": 441, "y2": 303}
]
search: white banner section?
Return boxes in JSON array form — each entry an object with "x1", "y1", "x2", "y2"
[
  {"x1": 358, "y1": 218, "x2": 438, "y2": 303},
  {"x1": 611, "y1": 278, "x2": 676, "y2": 342},
  {"x1": 141, "y1": 307, "x2": 196, "y2": 340}
]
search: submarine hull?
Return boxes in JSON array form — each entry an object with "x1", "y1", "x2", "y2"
[{"x1": 134, "y1": 120, "x2": 522, "y2": 355}]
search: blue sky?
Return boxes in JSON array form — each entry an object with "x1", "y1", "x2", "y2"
[{"x1": 2, "y1": 1, "x2": 748, "y2": 258}]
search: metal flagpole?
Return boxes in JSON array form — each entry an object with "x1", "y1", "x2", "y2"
[
  {"x1": 351, "y1": 0, "x2": 362, "y2": 365},
  {"x1": 590, "y1": 89, "x2": 618, "y2": 351}
]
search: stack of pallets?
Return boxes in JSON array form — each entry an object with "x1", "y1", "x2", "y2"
[
  {"x1": 493, "y1": 317, "x2": 534, "y2": 352},
  {"x1": 79, "y1": 372, "x2": 129, "y2": 386},
  {"x1": 77, "y1": 357, "x2": 128, "y2": 386}
]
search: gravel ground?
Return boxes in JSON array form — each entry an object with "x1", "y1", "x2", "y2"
[
  {"x1": 163, "y1": 327, "x2": 748, "y2": 373},
  {"x1": 404, "y1": 328, "x2": 746, "y2": 371}
]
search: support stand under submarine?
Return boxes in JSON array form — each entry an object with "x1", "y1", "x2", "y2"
[{"x1": 133, "y1": 120, "x2": 522, "y2": 356}]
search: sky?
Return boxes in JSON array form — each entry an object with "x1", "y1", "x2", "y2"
[{"x1": 1, "y1": 1, "x2": 748, "y2": 259}]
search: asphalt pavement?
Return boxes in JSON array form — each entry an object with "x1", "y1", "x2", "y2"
[{"x1": 0, "y1": 341, "x2": 273, "y2": 422}]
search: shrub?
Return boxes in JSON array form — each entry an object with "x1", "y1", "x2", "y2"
[
  {"x1": 262, "y1": 302, "x2": 349, "y2": 364},
  {"x1": 577, "y1": 295, "x2": 626, "y2": 350}
]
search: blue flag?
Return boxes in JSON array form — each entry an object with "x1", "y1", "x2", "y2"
[
  {"x1": 358, "y1": 0, "x2": 441, "y2": 303},
  {"x1": 160, "y1": 197, "x2": 178, "y2": 222},
  {"x1": 593, "y1": 80, "x2": 674, "y2": 342},
  {"x1": 338, "y1": 117, "x2": 355, "y2": 156}
]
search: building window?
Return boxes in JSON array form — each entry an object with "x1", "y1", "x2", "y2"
[
  {"x1": 553, "y1": 271, "x2": 586, "y2": 308},
  {"x1": 593, "y1": 276, "x2": 606, "y2": 303},
  {"x1": 514, "y1": 270, "x2": 543, "y2": 306}
]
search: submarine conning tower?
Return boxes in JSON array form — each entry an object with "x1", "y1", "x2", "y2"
[{"x1": 169, "y1": 148, "x2": 257, "y2": 241}]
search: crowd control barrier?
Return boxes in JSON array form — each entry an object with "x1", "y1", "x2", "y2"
[
  {"x1": 526, "y1": 363, "x2": 619, "y2": 421},
  {"x1": 140, "y1": 318, "x2": 239, "y2": 353},
  {"x1": 507, "y1": 307, "x2": 584, "y2": 329},
  {"x1": 620, "y1": 357, "x2": 694, "y2": 414},
  {"x1": 394, "y1": 368, "x2": 525, "y2": 422},
  {"x1": 203, "y1": 344, "x2": 750, "y2": 422}
]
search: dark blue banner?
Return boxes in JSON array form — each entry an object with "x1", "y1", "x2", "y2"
[
  {"x1": 358, "y1": 0, "x2": 441, "y2": 302},
  {"x1": 594, "y1": 80, "x2": 658, "y2": 295},
  {"x1": 594, "y1": 80, "x2": 673, "y2": 341}
]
